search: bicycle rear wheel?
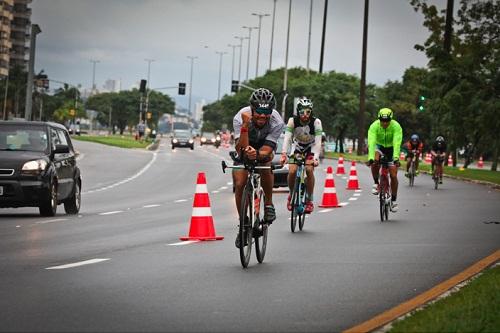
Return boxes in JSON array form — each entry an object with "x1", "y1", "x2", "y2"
[
  {"x1": 254, "y1": 189, "x2": 268, "y2": 263},
  {"x1": 384, "y1": 193, "x2": 390, "y2": 221},
  {"x1": 290, "y1": 185, "x2": 299, "y2": 233},
  {"x1": 239, "y1": 187, "x2": 253, "y2": 268}
]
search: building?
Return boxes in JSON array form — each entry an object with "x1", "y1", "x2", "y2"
[
  {"x1": 193, "y1": 99, "x2": 205, "y2": 123},
  {"x1": 103, "y1": 79, "x2": 122, "y2": 93},
  {"x1": 10, "y1": 0, "x2": 31, "y2": 70},
  {"x1": 0, "y1": 0, "x2": 32, "y2": 77},
  {"x1": 0, "y1": 0, "x2": 14, "y2": 77}
]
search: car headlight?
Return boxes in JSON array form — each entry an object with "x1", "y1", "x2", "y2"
[
  {"x1": 216, "y1": 136, "x2": 221, "y2": 141},
  {"x1": 173, "y1": 139, "x2": 178, "y2": 143},
  {"x1": 21, "y1": 159, "x2": 48, "y2": 175},
  {"x1": 201, "y1": 137, "x2": 206, "y2": 142},
  {"x1": 211, "y1": 138, "x2": 216, "y2": 143},
  {"x1": 189, "y1": 139, "x2": 194, "y2": 144}
]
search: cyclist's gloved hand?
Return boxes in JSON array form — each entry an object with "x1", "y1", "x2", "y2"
[
  {"x1": 313, "y1": 159, "x2": 319, "y2": 167},
  {"x1": 394, "y1": 159, "x2": 401, "y2": 167},
  {"x1": 245, "y1": 146, "x2": 257, "y2": 160}
]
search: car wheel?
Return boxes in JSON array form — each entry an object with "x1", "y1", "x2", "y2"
[
  {"x1": 39, "y1": 181, "x2": 57, "y2": 217},
  {"x1": 171, "y1": 145, "x2": 175, "y2": 150},
  {"x1": 190, "y1": 145, "x2": 194, "y2": 150},
  {"x1": 64, "y1": 179, "x2": 81, "y2": 214}
]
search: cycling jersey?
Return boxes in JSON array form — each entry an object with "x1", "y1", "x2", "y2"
[
  {"x1": 368, "y1": 119, "x2": 403, "y2": 161},
  {"x1": 405, "y1": 140, "x2": 423, "y2": 154},
  {"x1": 431, "y1": 141, "x2": 447, "y2": 154},
  {"x1": 282, "y1": 116, "x2": 323, "y2": 160},
  {"x1": 233, "y1": 106, "x2": 284, "y2": 151}
]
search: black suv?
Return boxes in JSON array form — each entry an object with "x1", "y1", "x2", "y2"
[{"x1": 0, "y1": 121, "x2": 81, "y2": 216}]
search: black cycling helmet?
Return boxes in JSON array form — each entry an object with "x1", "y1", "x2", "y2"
[{"x1": 249, "y1": 88, "x2": 276, "y2": 113}]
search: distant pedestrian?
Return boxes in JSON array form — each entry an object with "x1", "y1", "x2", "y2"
[{"x1": 137, "y1": 121, "x2": 146, "y2": 140}]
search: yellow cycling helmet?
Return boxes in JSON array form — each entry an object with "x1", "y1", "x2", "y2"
[{"x1": 378, "y1": 108, "x2": 393, "y2": 121}]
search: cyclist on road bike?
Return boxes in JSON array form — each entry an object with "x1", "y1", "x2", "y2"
[
  {"x1": 233, "y1": 88, "x2": 285, "y2": 247},
  {"x1": 404, "y1": 134, "x2": 423, "y2": 177},
  {"x1": 431, "y1": 135, "x2": 447, "y2": 184},
  {"x1": 280, "y1": 97, "x2": 323, "y2": 214},
  {"x1": 367, "y1": 108, "x2": 403, "y2": 212}
]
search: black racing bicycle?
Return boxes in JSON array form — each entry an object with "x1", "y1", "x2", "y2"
[
  {"x1": 290, "y1": 153, "x2": 308, "y2": 232},
  {"x1": 222, "y1": 152, "x2": 272, "y2": 268},
  {"x1": 378, "y1": 155, "x2": 392, "y2": 222},
  {"x1": 407, "y1": 149, "x2": 417, "y2": 187}
]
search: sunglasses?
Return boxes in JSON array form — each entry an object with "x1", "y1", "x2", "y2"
[
  {"x1": 299, "y1": 109, "x2": 312, "y2": 116},
  {"x1": 255, "y1": 108, "x2": 272, "y2": 115}
]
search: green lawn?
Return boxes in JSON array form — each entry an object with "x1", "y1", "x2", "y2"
[
  {"x1": 325, "y1": 152, "x2": 500, "y2": 185},
  {"x1": 388, "y1": 265, "x2": 500, "y2": 332},
  {"x1": 72, "y1": 134, "x2": 153, "y2": 149}
]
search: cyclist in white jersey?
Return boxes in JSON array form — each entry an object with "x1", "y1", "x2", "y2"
[{"x1": 280, "y1": 97, "x2": 323, "y2": 214}]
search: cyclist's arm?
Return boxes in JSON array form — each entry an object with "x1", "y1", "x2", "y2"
[
  {"x1": 258, "y1": 144, "x2": 275, "y2": 163},
  {"x1": 281, "y1": 117, "x2": 294, "y2": 156},
  {"x1": 234, "y1": 111, "x2": 251, "y2": 154},
  {"x1": 367, "y1": 121, "x2": 377, "y2": 161},
  {"x1": 392, "y1": 121, "x2": 403, "y2": 161},
  {"x1": 311, "y1": 118, "x2": 323, "y2": 161}
]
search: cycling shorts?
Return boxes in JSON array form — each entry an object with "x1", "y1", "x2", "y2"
[
  {"x1": 288, "y1": 146, "x2": 314, "y2": 164},
  {"x1": 375, "y1": 145, "x2": 394, "y2": 161}
]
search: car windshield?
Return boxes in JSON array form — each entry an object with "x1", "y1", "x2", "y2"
[
  {"x1": 175, "y1": 131, "x2": 191, "y2": 138},
  {"x1": 0, "y1": 124, "x2": 48, "y2": 152},
  {"x1": 203, "y1": 133, "x2": 216, "y2": 139}
]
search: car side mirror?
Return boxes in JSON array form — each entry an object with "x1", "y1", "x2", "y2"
[{"x1": 53, "y1": 144, "x2": 70, "y2": 154}]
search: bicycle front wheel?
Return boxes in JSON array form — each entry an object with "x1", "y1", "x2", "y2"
[
  {"x1": 290, "y1": 185, "x2": 299, "y2": 233},
  {"x1": 298, "y1": 184, "x2": 307, "y2": 231},
  {"x1": 433, "y1": 168, "x2": 439, "y2": 190},
  {"x1": 409, "y1": 161, "x2": 415, "y2": 187},
  {"x1": 239, "y1": 187, "x2": 253, "y2": 268},
  {"x1": 254, "y1": 189, "x2": 268, "y2": 263}
]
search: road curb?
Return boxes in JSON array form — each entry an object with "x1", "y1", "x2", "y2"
[
  {"x1": 147, "y1": 138, "x2": 161, "y2": 151},
  {"x1": 342, "y1": 249, "x2": 500, "y2": 333}
]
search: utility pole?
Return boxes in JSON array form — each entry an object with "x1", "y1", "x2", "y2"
[
  {"x1": 187, "y1": 56, "x2": 197, "y2": 114},
  {"x1": 144, "y1": 58, "x2": 155, "y2": 127},
  {"x1": 443, "y1": 0, "x2": 454, "y2": 53},
  {"x1": 89, "y1": 59, "x2": 100, "y2": 95},
  {"x1": 242, "y1": 25, "x2": 258, "y2": 81},
  {"x1": 252, "y1": 13, "x2": 270, "y2": 77},
  {"x1": 228, "y1": 44, "x2": 239, "y2": 82},
  {"x1": 282, "y1": 0, "x2": 292, "y2": 120},
  {"x1": 319, "y1": 0, "x2": 328, "y2": 74},
  {"x1": 234, "y1": 36, "x2": 248, "y2": 84},
  {"x1": 307, "y1": 0, "x2": 313, "y2": 73},
  {"x1": 357, "y1": 0, "x2": 369, "y2": 156},
  {"x1": 24, "y1": 24, "x2": 41, "y2": 121},
  {"x1": 216, "y1": 51, "x2": 227, "y2": 100},
  {"x1": 269, "y1": 0, "x2": 277, "y2": 71},
  {"x1": 2, "y1": 76, "x2": 9, "y2": 120}
]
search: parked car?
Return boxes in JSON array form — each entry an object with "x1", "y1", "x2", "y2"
[
  {"x1": 0, "y1": 121, "x2": 82, "y2": 216},
  {"x1": 171, "y1": 129, "x2": 194, "y2": 150},
  {"x1": 200, "y1": 132, "x2": 221, "y2": 148}
]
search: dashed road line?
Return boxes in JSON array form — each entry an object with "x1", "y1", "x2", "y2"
[
  {"x1": 348, "y1": 197, "x2": 358, "y2": 201},
  {"x1": 319, "y1": 209, "x2": 334, "y2": 213},
  {"x1": 143, "y1": 204, "x2": 161, "y2": 208},
  {"x1": 46, "y1": 258, "x2": 110, "y2": 270},
  {"x1": 174, "y1": 199, "x2": 188, "y2": 203},
  {"x1": 99, "y1": 211, "x2": 123, "y2": 216},
  {"x1": 168, "y1": 240, "x2": 200, "y2": 246},
  {"x1": 339, "y1": 202, "x2": 349, "y2": 206},
  {"x1": 35, "y1": 218, "x2": 68, "y2": 225},
  {"x1": 211, "y1": 190, "x2": 220, "y2": 194},
  {"x1": 353, "y1": 193, "x2": 361, "y2": 197}
]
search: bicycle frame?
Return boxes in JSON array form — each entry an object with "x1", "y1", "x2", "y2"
[
  {"x1": 290, "y1": 153, "x2": 308, "y2": 232},
  {"x1": 378, "y1": 156, "x2": 392, "y2": 221}
]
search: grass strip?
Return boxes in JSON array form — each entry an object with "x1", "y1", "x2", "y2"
[
  {"x1": 388, "y1": 265, "x2": 500, "y2": 332},
  {"x1": 72, "y1": 135, "x2": 152, "y2": 149}
]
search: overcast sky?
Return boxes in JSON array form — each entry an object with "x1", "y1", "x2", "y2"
[{"x1": 31, "y1": 0, "x2": 447, "y2": 110}]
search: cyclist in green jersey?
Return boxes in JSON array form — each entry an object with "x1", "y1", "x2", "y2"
[{"x1": 367, "y1": 108, "x2": 403, "y2": 212}]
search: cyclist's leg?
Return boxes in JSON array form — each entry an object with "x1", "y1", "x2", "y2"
[
  {"x1": 415, "y1": 153, "x2": 420, "y2": 173},
  {"x1": 371, "y1": 147, "x2": 383, "y2": 194},
  {"x1": 287, "y1": 163, "x2": 297, "y2": 211},
  {"x1": 405, "y1": 153, "x2": 411, "y2": 173},
  {"x1": 305, "y1": 155, "x2": 315, "y2": 213},
  {"x1": 233, "y1": 169, "x2": 249, "y2": 219},
  {"x1": 259, "y1": 159, "x2": 276, "y2": 223}
]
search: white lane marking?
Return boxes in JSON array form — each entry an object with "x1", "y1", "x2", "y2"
[
  {"x1": 220, "y1": 186, "x2": 228, "y2": 190},
  {"x1": 99, "y1": 211, "x2": 123, "y2": 216},
  {"x1": 342, "y1": 177, "x2": 347, "y2": 180},
  {"x1": 83, "y1": 152, "x2": 158, "y2": 195},
  {"x1": 355, "y1": 189, "x2": 363, "y2": 192},
  {"x1": 227, "y1": 182, "x2": 233, "y2": 185},
  {"x1": 168, "y1": 241, "x2": 200, "y2": 246},
  {"x1": 16, "y1": 225, "x2": 21, "y2": 228},
  {"x1": 35, "y1": 218, "x2": 68, "y2": 225},
  {"x1": 211, "y1": 190, "x2": 219, "y2": 194},
  {"x1": 46, "y1": 258, "x2": 110, "y2": 270},
  {"x1": 143, "y1": 204, "x2": 161, "y2": 208},
  {"x1": 348, "y1": 197, "x2": 358, "y2": 201},
  {"x1": 353, "y1": 193, "x2": 361, "y2": 197},
  {"x1": 174, "y1": 199, "x2": 188, "y2": 203},
  {"x1": 319, "y1": 209, "x2": 334, "y2": 213},
  {"x1": 339, "y1": 202, "x2": 349, "y2": 206}
]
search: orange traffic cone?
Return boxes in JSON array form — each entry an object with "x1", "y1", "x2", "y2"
[
  {"x1": 448, "y1": 154, "x2": 453, "y2": 166},
  {"x1": 319, "y1": 166, "x2": 341, "y2": 208},
  {"x1": 180, "y1": 172, "x2": 223, "y2": 241},
  {"x1": 346, "y1": 161, "x2": 360, "y2": 190},
  {"x1": 336, "y1": 156, "x2": 345, "y2": 175},
  {"x1": 478, "y1": 156, "x2": 484, "y2": 168}
]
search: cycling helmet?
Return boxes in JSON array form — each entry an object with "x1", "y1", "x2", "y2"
[
  {"x1": 436, "y1": 135, "x2": 445, "y2": 142},
  {"x1": 297, "y1": 96, "x2": 313, "y2": 115},
  {"x1": 378, "y1": 108, "x2": 393, "y2": 121},
  {"x1": 249, "y1": 88, "x2": 276, "y2": 113},
  {"x1": 411, "y1": 134, "x2": 419, "y2": 142}
]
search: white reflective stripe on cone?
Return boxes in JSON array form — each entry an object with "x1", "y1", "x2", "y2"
[
  {"x1": 323, "y1": 187, "x2": 336, "y2": 193},
  {"x1": 326, "y1": 174, "x2": 334, "y2": 179},
  {"x1": 191, "y1": 207, "x2": 212, "y2": 216},
  {"x1": 195, "y1": 184, "x2": 208, "y2": 193},
  {"x1": 349, "y1": 176, "x2": 357, "y2": 180}
]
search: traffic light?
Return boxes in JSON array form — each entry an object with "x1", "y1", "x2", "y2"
[
  {"x1": 231, "y1": 80, "x2": 239, "y2": 93},
  {"x1": 139, "y1": 79, "x2": 147, "y2": 93},
  {"x1": 178, "y1": 82, "x2": 186, "y2": 95},
  {"x1": 417, "y1": 95, "x2": 426, "y2": 112}
]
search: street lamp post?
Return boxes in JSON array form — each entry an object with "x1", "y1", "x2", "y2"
[
  {"x1": 282, "y1": 0, "x2": 292, "y2": 120},
  {"x1": 144, "y1": 58, "x2": 155, "y2": 127},
  {"x1": 227, "y1": 44, "x2": 239, "y2": 83},
  {"x1": 24, "y1": 24, "x2": 41, "y2": 121},
  {"x1": 307, "y1": 0, "x2": 313, "y2": 73},
  {"x1": 269, "y1": 0, "x2": 277, "y2": 71},
  {"x1": 187, "y1": 56, "x2": 197, "y2": 114},
  {"x1": 251, "y1": 13, "x2": 270, "y2": 77},
  {"x1": 215, "y1": 51, "x2": 227, "y2": 100},
  {"x1": 242, "y1": 25, "x2": 258, "y2": 81},
  {"x1": 234, "y1": 36, "x2": 248, "y2": 83},
  {"x1": 89, "y1": 59, "x2": 100, "y2": 95}
]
